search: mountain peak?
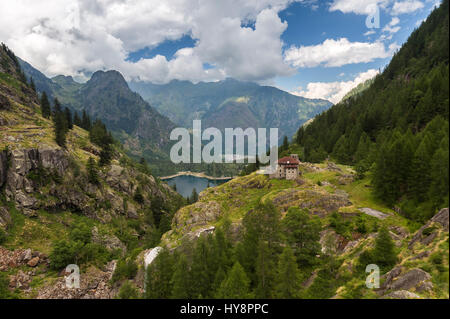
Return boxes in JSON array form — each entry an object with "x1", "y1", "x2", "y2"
[{"x1": 89, "y1": 70, "x2": 128, "y2": 87}]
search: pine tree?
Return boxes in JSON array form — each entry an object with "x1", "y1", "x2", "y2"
[
  {"x1": 189, "y1": 236, "x2": 214, "y2": 298},
  {"x1": 171, "y1": 255, "x2": 190, "y2": 298},
  {"x1": 53, "y1": 98, "x2": 62, "y2": 117},
  {"x1": 87, "y1": 157, "x2": 99, "y2": 184},
  {"x1": 81, "y1": 110, "x2": 91, "y2": 131},
  {"x1": 275, "y1": 247, "x2": 301, "y2": 298},
  {"x1": 145, "y1": 249, "x2": 174, "y2": 299},
  {"x1": 40, "y1": 91, "x2": 51, "y2": 119},
  {"x1": 54, "y1": 111, "x2": 67, "y2": 147},
  {"x1": 190, "y1": 188, "x2": 198, "y2": 203},
  {"x1": 73, "y1": 112, "x2": 81, "y2": 127},
  {"x1": 29, "y1": 77, "x2": 36, "y2": 92},
  {"x1": 212, "y1": 267, "x2": 226, "y2": 296},
  {"x1": 64, "y1": 107, "x2": 73, "y2": 130},
  {"x1": 216, "y1": 262, "x2": 251, "y2": 298},
  {"x1": 282, "y1": 207, "x2": 321, "y2": 266},
  {"x1": 255, "y1": 240, "x2": 275, "y2": 298},
  {"x1": 99, "y1": 143, "x2": 113, "y2": 166},
  {"x1": 372, "y1": 226, "x2": 397, "y2": 271}
]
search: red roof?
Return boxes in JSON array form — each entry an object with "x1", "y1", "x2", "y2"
[{"x1": 277, "y1": 156, "x2": 300, "y2": 165}]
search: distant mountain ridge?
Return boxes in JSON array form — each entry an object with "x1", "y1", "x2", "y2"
[
  {"x1": 129, "y1": 78, "x2": 332, "y2": 140},
  {"x1": 18, "y1": 61, "x2": 176, "y2": 174},
  {"x1": 19, "y1": 59, "x2": 331, "y2": 175}
]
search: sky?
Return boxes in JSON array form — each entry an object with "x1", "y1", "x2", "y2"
[{"x1": 0, "y1": 0, "x2": 442, "y2": 103}]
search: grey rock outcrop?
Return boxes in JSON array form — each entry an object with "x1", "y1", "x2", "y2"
[
  {"x1": 409, "y1": 208, "x2": 449, "y2": 249},
  {"x1": 0, "y1": 206, "x2": 11, "y2": 228},
  {"x1": 380, "y1": 268, "x2": 433, "y2": 296}
]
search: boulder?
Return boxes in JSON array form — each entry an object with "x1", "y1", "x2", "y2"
[
  {"x1": 27, "y1": 256, "x2": 39, "y2": 267},
  {"x1": 388, "y1": 268, "x2": 432, "y2": 291}
]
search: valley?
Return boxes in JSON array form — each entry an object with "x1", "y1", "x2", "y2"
[{"x1": 0, "y1": 0, "x2": 449, "y2": 302}]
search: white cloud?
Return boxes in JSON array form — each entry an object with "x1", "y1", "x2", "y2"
[
  {"x1": 364, "y1": 30, "x2": 377, "y2": 36},
  {"x1": 329, "y1": 0, "x2": 426, "y2": 16},
  {"x1": 291, "y1": 69, "x2": 379, "y2": 103},
  {"x1": 329, "y1": 0, "x2": 390, "y2": 14},
  {"x1": 0, "y1": 0, "x2": 297, "y2": 83},
  {"x1": 284, "y1": 38, "x2": 391, "y2": 68},
  {"x1": 391, "y1": 0, "x2": 425, "y2": 15},
  {"x1": 382, "y1": 17, "x2": 401, "y2": 33}
]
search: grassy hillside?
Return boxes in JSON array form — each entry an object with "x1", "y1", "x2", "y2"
[
  {"x1": 1, "y1": 43, "x2": 184, "y2": 299},
  {"x1": 153, "y1": 162, "x2": 448, "y2": 299}
]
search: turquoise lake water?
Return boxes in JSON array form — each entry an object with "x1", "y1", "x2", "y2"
[{"x1": 164, "y1": 175, "x2": 230, "y2": 198}]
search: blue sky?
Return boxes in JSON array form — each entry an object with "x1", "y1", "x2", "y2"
[{"x1": 0, "y1": 0, "x2": 442, "y2": 103}]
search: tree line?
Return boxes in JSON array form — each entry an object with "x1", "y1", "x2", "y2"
[{"x1": 295, "y1": 1, "x2": 449, "y2": 222}]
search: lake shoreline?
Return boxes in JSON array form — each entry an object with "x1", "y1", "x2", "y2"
[{"x1": 160, "y1": 171, "x2": 234, "y2": 181}]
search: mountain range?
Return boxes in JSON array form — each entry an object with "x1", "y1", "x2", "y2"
[
  {"x1": 19, "y1": 60, "x2": 331, "y2": 175},
  {"x1": 129, "y1": 78, "x2": 332, "y2": 140}
]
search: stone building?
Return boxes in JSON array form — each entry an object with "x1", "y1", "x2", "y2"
[{"x1": 269, "y1": 154, "x2": 300, "y2": 180}]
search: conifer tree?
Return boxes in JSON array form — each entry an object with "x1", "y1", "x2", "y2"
[
  {"x1": 29, "y1": 77, "x2": 36, "y2": 92},
  {"x1": 87, "y1": 157, "x2": 99, "y2": 184},
  {"x1": 54, "y1": 111, "x2": 67, "y2": 147},
  {"x1": 372, "y1": 226, "x2": 397, "y2": 271},
  {"x1": 73, "y1": 112, "x2": 81, "y2": 127},
  {"x1": 40, "y1": 91, "x2": 51, "y2": 119},
  {"x1": 64, "y1": 107, "x2": 73, "y2": 130},
  {"x1": 145, "y1": 249, "x2": 174, "y2": 299},
  {"x1": 81, "y1": 110, "x2": 91, "y2": 131},
  {"x1": 216, "y1": 262, "x2": 251, "y2": 299},
  {"x1": 275, "y1": 247, "x2": 301, "y2": 298},
  {"x1": 282, "y1": 207, "x2": 321, "y2": 266},
  {"x1": 171, "y1": 255, "x2": 190, "y2": 299},
  {"x1": 255, "y1": 240, "x2": 275, "y2": 298}
]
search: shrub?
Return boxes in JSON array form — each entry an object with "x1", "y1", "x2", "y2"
[
  {"x1": 49, "y1": 240, "x2": 82, "y2": 270},
  {"x1": 117, "y1": 281, "x2": 140, "y2": 299},
  {"x1": 69, "y1": 221, "x2": 92, "y2": 244},
  {"x1": 112, "y1": 258, "x2": 138, "y2": 282}
]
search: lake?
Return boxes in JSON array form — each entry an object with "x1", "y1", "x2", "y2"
[{"x1": 164, "y1": 175, "x2": 230, "y2": 198}]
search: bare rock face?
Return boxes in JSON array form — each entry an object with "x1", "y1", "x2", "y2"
[
  {"x1": 409, "y1": 208, "x2": 449, "y2": 249},
  {"x1": 380, "y1": 267, "x2": 433, "y2": 296},
  {"x1": 431, "y1": 208, "x2": 449, "y2": 231},
  {"x1": 0, "y1": 206, "x2": 11, "y2": 228},
  {"x1": 172, "y1": 201, "x2": 222, "y2": 233},
  {"x1": 91, "y1": 226, "x2": 126, "y2": 253},
  {"x1": 1, "y1": 148, "x2": 69, "y2": 213},
  {"x1": 271, "y1": 189, "x2": 352, "y2": 216}
]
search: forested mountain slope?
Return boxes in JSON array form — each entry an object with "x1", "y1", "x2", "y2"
[
  {"x1": 129, "y1": 78, "x2": 332, "y2": 142},
  {"x1": 296, "y1": 0, "x2": 449, "y2": 222},
  {"x1": 1, "y1": 43, "x2": 184, "y2": 298}
]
